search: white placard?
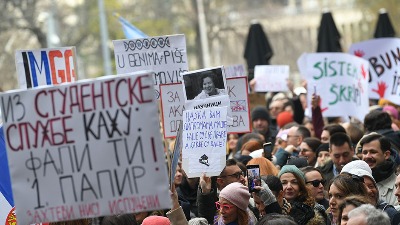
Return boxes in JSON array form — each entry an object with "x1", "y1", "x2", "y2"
[
  {"x1": 224, "y1": 64, "x2": 246, "y2": 78},
  {"x1": 0, "y1": 72, "x2": 170, "y2": 224},
  {"x1": 160, "y1": 83, "x2": 185, "y2": 139},
  {"x1": 182, "y1": 107, "x2": 227, "y2": 178},
  {"x1": 113, "y1": 34, "x2": 188, "y2": 99},
  {"x1": 298, "y1": 53, "x2": 369, "y2": 121},
  {"x1": 226, "y1": 77, "x2": 251, "y2": 133},
  {"x1": 254, "y1": 65, "x2": 289, "y2": 92},
  {"x1": 15, "y1": 47, "x2": 78, "y2": 89},
  {"x1": 349, "y1": 38, "x2": 400, "y2": 103},
  {"x1": 160, "y1": 78, "x2": 251, "y2": 138}
]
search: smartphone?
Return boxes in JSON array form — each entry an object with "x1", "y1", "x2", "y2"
[
  {"x1": 246, "y1": 165, "x2": 261, "y2": 193},
  {"x1": 263, "y1": 142, "x2": 272, "y2": 161}
]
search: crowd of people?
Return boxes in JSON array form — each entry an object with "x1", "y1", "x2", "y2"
[{"x1": 42, "y1": 85, "x2": 400, "y2": 225}]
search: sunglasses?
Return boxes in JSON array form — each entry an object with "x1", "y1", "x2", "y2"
[
  {"x1": 220, "y1": 171, "x2": 245, "y2": 179},
  {"x1": 215, "y1": 202, "x2": 235, "y2": 211},
  {"x1": 306, "y1": 179, "x2": 325, "y2": 187}
]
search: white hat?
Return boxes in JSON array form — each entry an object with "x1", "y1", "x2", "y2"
[{"x1": 341, "y1": 160, "x2": 376, "y2": 184}]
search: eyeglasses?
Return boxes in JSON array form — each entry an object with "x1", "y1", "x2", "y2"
[
  {"x1": 306, "y1": 179, "x2": 325, "y2": 187},
  {"x1": 300, "y1": 148, "x2": 312, "y2": 153},
  {"x1": 215, "y1": 202, "x2": 235, "y2": 211},
  {"x1": 220, "y1": 171, "x2": 245, "y2": 179}
]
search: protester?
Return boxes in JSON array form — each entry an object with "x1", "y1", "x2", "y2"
[
  {"x1": 215, "y1": 182, "x2": 254, "y2": 225},
  {"x1": 299, "y1": 137, "x2": 321, "y2": 167},
  {"x1": 341, "y1": 160, "x2": 400, "y2": 225},
  {"x1": 337, "y1": 195, "x2": 372, "y2": 225},
  {"x1": 256, "y1": 213, "x2": 297, "y2": 225},
  {"x1": 328, "y1": 173, "x2": 368, "y2": 225},
  {"x1": 262, "y1": 175, "x2": 291, "y2": 215},
  {"x1": 227, "y1": 134, "x2": 239, "y2": 159},
  {"x1": 301, "y1": 166, "x2": 329, "y2": 209},
  {"x1": 347, "y1": 204, "x2": 390, "y2": 225},
  {"x1": 315, "y1": 143, "x2": 330, "y2": 167},
  {"x1": 319, "y1": 132, "x2": 355, "y2": 183},
  {"x1": 278, "y1": 165, "x2": 327, "y2": 225},
  {"x1": 359, "y1": 133, "x2": 398, "y2": 206},
  {"x1": 320, "y1": 124, "x2": 346, "y2": 143},
  {"x1": 250, "y1": 106, "x2": 277, "y2": 145},
  {"x1": 252, "y1": 180, "x2": 282, "y2": 218}
]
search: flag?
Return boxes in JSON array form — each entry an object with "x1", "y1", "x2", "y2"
[
  {"x1": 115, "y1": 13, "x2": 148, "y2": 39},
  {"x1": 0, "y1": 125, "x2": 13, "y2": 207}
]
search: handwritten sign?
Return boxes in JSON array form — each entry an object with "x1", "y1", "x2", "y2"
[
  {"x1": 160, "y1": 83, "x2": 185, "y2": 138},
  {"x1": 15, "y1": 47, "x2": 78, "y2": 89},
  {"x1": 349, "y1": 38, "x2": 400, "y2": 103},
  {"x1": 297, "y1": 53, "x2": 369, "y2": 121},
  {"x1": 0, "y1": 72, "x2": 170, "y2": 224},
  {"x1": 224, "y1": 64, "x2": 246, "y2": 78},
  {"x1": 160, "y1": 78, "x2": 250, "y2": 138},
  {"x1": 226, "y1": 77, "x2": 251, "y2": 133},
  {"x1": 254, "y1": 65, "x2": 289, "y2": 92},
  {"x1": 181, "y1": 107, "x2": 227, "y2": 178},
  {"x1": 113, "y1": 34, "x2": 188, "y2": 99}
]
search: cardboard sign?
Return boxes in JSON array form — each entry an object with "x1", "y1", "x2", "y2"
[
  {"x1": 349, "y1": 38, "x2": 400, "y2": 103},
  {"x1": 224, "y1": 64, "x2": 246, "y2": 78},
  {"x1": 113, "y1": 34, "x2": 188, "y2": 99},
  {"x1": 15, "y1": 47, "x2": 78, "y2": 89},
  {"x1": 254, "y1": 65, "x2": 289, "y2": 92},
  {"x1": 0, "y1": 72, "x2": 170, "y2": 224},
  {"x1": 160, "y1": 78, "x2": 250, "y2": 138},
  {"x1": 181, "y1": 107, "x2": 227, "y2": 178},
  {"x1": 226, "y1": 77, "x2": 251, "y2": 133},
  {"x1": 297, "y1": 53, "x2": 369, "y2": 121},
  {"x1": 160, "y1": 83, "x2": 185, "y2": 138}
]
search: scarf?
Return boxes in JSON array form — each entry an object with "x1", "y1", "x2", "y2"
[{"x1": 372, "y1": 159, "x2": 396, "y2": 183}]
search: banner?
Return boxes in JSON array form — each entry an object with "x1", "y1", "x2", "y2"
[
  {"x1": 254, "y1": 65, "x2": 289, "y2": 92},
  {"x1": 349, "y1": 38, "x2": 400, "y2": 103},
  {"x1": 113, "y1": 34, "x2": 188, "y2": 99},
  {"x1": 297, "y1": 53, "x2": 369, "y2": 121},
  {"x1": 15, "y1": 47, "x2": 78, "y2": 89},
  {"x1": 181, "y1": 107, "x2": 227, "y2": 178},
  {"x1": 160, "y1": 83, "x2": 185, "y2": 138},
  {"x1": 226, "y1": 77, "x2": 251, "y2": 133},
  {"x1": 0, "y1": 72, "x2": 170, "y2": 224}
]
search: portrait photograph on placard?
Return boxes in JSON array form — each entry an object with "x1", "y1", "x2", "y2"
[{"x1": 182, "y1": 67, "x2": 226, "y2": 101}]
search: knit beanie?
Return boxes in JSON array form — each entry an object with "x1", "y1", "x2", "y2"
[
  {"x1": 219, "y1": 182, "x2": 250, "y2": 211},
  {"x1": 315, "y1": 143, "x2": 329, "y2": 157},
  {"x1": 188, "y1": 218, "x2": 208, "y2": 225},
  {"x1": 251, "y1": 106, "x2": 270, "y2": 122},
  {"x1": 142, "y1": 216, "x2": 170, "y2": 225},
  {"x1": 276, "y1": 111, "x2": 294, "y2": 128},
  {"x1": 278, "y1": 165, "x2": 306, "y2": 182},
  {"x1": 341, "y1": 160, "x2": 376, "y2": 185}
]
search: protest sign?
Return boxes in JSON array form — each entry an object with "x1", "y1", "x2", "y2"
[
  {"x1": 226, "y1": 77, "x2": 251, "y2": 133},
  {"x1": 254, "y1": 65, "x2": 289, "y2": 92},
  {"x1": 160, "y1": 78, "x2": 250, "y2": 138},
  {"x1": 224, "y1": 64, "x2": 246, "y2": 78},
  {"x1": 181, "y1": 107, "x2": 227, "y2": 178},
  {"x1": 349, "y1": 38, "x2": 400, "y2": 103},
  {"x1": 113, "y1": 34, "x2": 188, "y2": 99},
  {"x1": 160, "y1": 83, "x2": 185, "y2": 139},
  {"x1": 0, "y1": 72, "x2": 170, "y2": 224},
  {"x1": 15, "y1": 47, "x2": 78, "y2": 89},
  {"x1": 297, "y1": 53, "x2": 369, "y2": 121}
]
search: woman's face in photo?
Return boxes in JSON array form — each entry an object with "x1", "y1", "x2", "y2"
[{"x1": 202, "y1": 76, "x2": 216, "y2": 94}]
